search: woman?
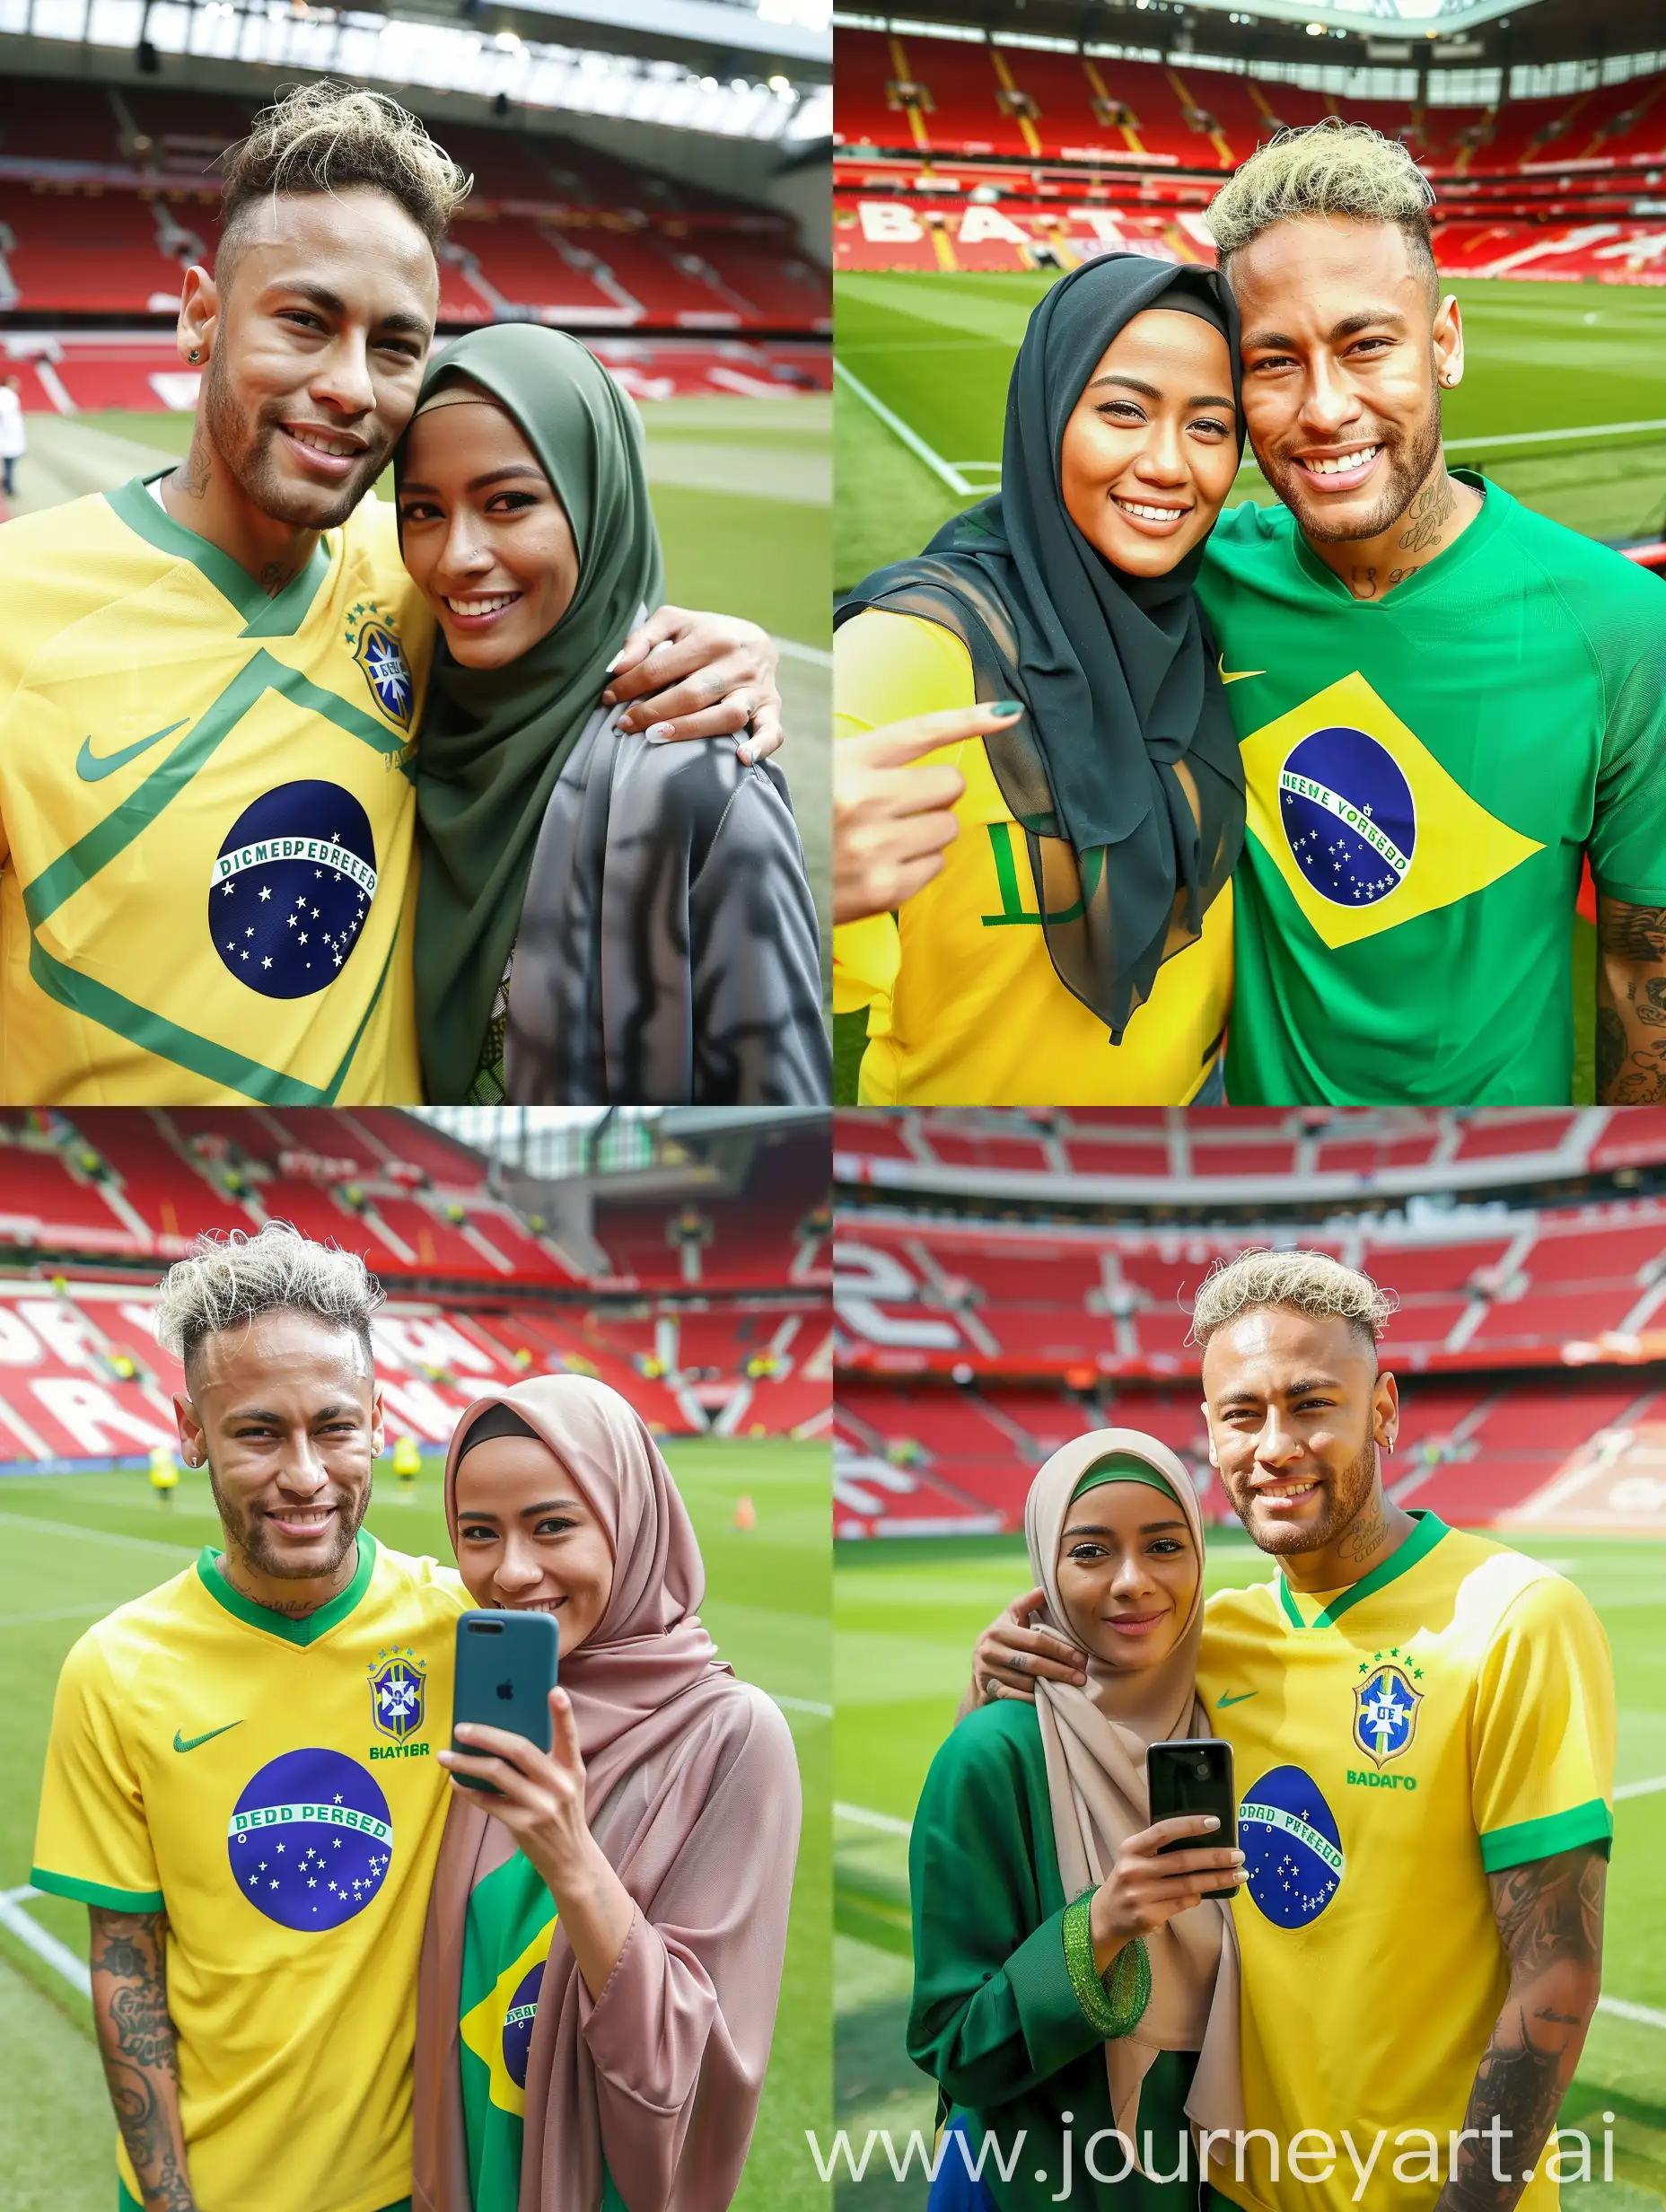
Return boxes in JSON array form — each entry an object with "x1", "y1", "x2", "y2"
[
  {"x1": 908, "y1": 1432, "x2": 1242, "y2": 2211},
  {"x1": 395, "y1": 324, "x2": 829, "y2": 1105},
  {"x1": 413, "y1": 1374, "x2": 801, "y2": 2212},
  {"x1": 833, "y1": 255, "x2": 1245, "y2": 1106}
]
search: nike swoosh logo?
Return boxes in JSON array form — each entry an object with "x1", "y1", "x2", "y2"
[
  {"x1": 77, "y1": 719, "x2": 189, "y2": 781},
  {"x1": 1217, "y1": 660, "x2": 1266, "y2": 687},
  {"x1": 1216, "y1": 1691, "x2": 1258, "y2": 1707},
  {"x1": 173, "y1": 1722, "x2": 242, "y2": 1754}
]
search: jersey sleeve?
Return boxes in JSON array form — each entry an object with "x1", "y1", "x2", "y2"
[
  {"x1": 1470, "y1": 1572, "x2": 1616, "y2": 1874},
  {"x1": 1586, "y1": 575, "x2": 1666, "y2": 908},
  {"x1": 31, "y1": 1628, "x2": 164, "y2": 1911}
]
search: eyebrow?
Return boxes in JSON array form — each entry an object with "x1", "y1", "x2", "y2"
[
  {"x1": 1064, "y1": 1517, "x2": 1188, "y2": 1537},
  {"x1": 399, "y1": 464, "x2": 548, "y2": 496},
  {"x1": 228, "y1": 1401, "x2": 359, "y2": 1423},
  {"x1": 1242, "y1": 308, "x2": 1405, "y2": 351},
  {"x1": 1086, "y1": 372, "x2": 1235, "y2": 410},
  {"x1": 267, "y1": 280, "x2": 431, "y2": 337},
  {"x1": 456, "y1": 1497, "x2": 584, "y2": 1521},
  {"x1": 1217, "y1": 1374, "x2": 1342, "y2": 1409}
]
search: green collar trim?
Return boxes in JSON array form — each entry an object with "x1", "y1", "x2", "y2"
[
  {"x1": 195, "y1": 1529, "x2": 377, "y2": 1646},
  {"x1": 107, "y1": 471, "x2": 334, "y2": 637},
  {"x1": 1277, "y1": 1509, "x2": 1449, "y2": 1630}
]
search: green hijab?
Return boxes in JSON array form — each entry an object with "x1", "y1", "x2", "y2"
[{"x1": 398, "y1": 324, "x2": 665, "y2": 1103}]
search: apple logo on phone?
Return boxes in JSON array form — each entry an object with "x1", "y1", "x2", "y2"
[{"x1": 496, "y1": 1681, "x2": 514, "y2": 1700}]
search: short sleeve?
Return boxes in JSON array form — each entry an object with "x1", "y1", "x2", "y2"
[
  {"x1": 1587, "y1": 589, "x2": 1666, "y2": 908},
  {"x1": 1471, "y1": 1573, "x2": 1616, "y2": 1874},
  {"x1": 31, "y1": 1630, "x2": 163, "y2": 1910}
]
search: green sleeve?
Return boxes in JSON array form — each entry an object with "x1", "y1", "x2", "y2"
[
  {"x1": 1584, "y1": 566, "x2": 1666, "y2": 908},
  {"x1": 906, "y1": 1706, "x2": 1113, "y2": 2108}
]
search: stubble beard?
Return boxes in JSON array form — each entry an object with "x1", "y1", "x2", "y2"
[
  {"x1": 1263, "y1": 389, "x2": 1444, "y2": 546},
  {"x1": 199, "y1": 345, "x2": 384, "y2": 531},
  {"x1": 207, "y1": 1459, "x2": 368, "y2": 1583},
  {"x1": 1232, "y1": 1433, "x2": 1381, "y2": 1556}
]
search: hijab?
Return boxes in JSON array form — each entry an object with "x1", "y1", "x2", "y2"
[
  {"x1": 1023, "y1": 1428, "x2": 1243, "y2": 2159},
  {"x1": 398, "y1": 326, "x2": 665, "y2": 1102},
  {"x1": 837, "y1": 255, "x2": 1246, "y2": 1040},
  {"x1": 414, "y1": 1374, "x2": 794, "y2": 2212}
]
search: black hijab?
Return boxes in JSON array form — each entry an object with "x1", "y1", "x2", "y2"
[{"x1": 837, "y1": 254, "x2": 1246, "y2": 1041}]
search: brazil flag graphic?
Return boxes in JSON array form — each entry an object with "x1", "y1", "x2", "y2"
[{"x1": 1241, "y1": 672, "x2": 1543, "y2": 952}]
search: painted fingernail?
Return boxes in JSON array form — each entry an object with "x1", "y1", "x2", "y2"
[
  {"x1": 736, "y1": 744, "x2": 754, "y2": 767},
  {"x1": 605, "y1": 653, "x2": 624, "y2": 673},
  {"x1": 1202, "y1": 1815, "x2": 1220, "y2": 1829},
  {"x1": 991, "y1": 699, "x2": 1024, "y2": 715},
  {"x1": 644, "y1": 722, "x2": 675, "y2": 742}
]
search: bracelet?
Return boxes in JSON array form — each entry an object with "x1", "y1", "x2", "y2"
[{"x1": 1061, "y1": 1895, "x2": 1151, "y2": 2039}]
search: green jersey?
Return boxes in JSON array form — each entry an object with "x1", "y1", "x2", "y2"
[
  {"x1": 459, "y1": 1851, "x2": 625, "y2": 2212},
  {"x1": 1196, "y1": 476, "x2": 1666, "y2": 1103}
]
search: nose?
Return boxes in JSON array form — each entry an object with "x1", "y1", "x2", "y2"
[
  {"x1": 1297, "y1": 352, "x2": 1362, "y2": 440},
  {"x1": 1132, "y1": 413, "x2": 1188, "y2": 487},
  {"x1": 493, "y1": 1534, "x2": 544, "y2": 1596},
  {"x1": 1254, "y1": 1409, "x2": 1302, "y2": 1471},
  {"x1": 1109, "y1": 1548, "x2": 1151, "y2": 1597},
  {"x1": 307, "y1": 329, "x2": 377, "y2": 421},
  {"x1": 275, "y1": 1432, "x2": 331, "y2": 1497},
  {"x1": 434, "y1": 509, "x2": 495, "y2": 588}
]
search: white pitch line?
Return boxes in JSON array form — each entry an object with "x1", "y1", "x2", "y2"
[
  {"x1": 0, "y1": 1511, "x2": 194, "y2": 1556},
  {"x1": 1615, "y1": 1774, "x2": 1666, "y2": 1801},
  {"x1": 0, "y1": 1885, "x2": 92, "y2": 1999},
  {"x1": 836, "y1": 1801, "x2": 913, "y2": 1836},
  {"x1": 1446, "y1": 416, "x2": 1666, "y2": 453},
  {"x1": 833, "y1": 358, "x2": 979, "y2": 498},
  {"x1": 773, "y1": 1694, "x2": 834, "y2": 1716},
  {"x1": 1598, "y1": 1994, "x2": 1666, "y2": 2032},
  {"x1": 774, "y1": 637, "x2": 833, "y2": 671}
]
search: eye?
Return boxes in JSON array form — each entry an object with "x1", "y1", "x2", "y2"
[
  {"x1": 1095, "y1": 399, "x2": 1147, "y2": 424},
  {"x1": 1067, "y1": 1540, "x2": 1109, "y2": 1562},
  {"x1": 533, "y1": 1514, "x2": 579, "y2": 1537},
  {"x1": 398, "y1": 500, "x2": 441, "y2": 524},
  {"x1": 279, "y1": 310, "x2": 326, "y2": 334},
  {"x1": 1189, "y1": 417, "x2": 1230, "y2": 439},
  {"x1": 458, "y1": 1522, "x2": 496, "y2": 1543},
  {"x1": 487, "y1": 490, "x2": 540, "y2": 514},
  {"x1": 376, "y1": 338, "x2": 424, "y2": 360},
  {"x1": 1148, "y1": 1538, "x2": 1185, "y2": 1555}
]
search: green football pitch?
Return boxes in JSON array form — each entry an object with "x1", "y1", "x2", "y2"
[
  {"x1": 833, "y1": 1529, "x2": 1666, "y2": 2210},
  {"x1": 0, "y1": 1437, "x2": 830, "y2": 2212}
]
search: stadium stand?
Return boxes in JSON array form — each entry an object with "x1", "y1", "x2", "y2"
[
  {"x1": 0, "y1": 1111, "x2": 831, "y2": 1461},
  {"x1": 833, "y1": 1106, "x2": 1666, "y2": 1537}
]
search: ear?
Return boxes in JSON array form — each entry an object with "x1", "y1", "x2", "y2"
[
  {"x1": 1432, "y1": 294, "x2": 1463, "y2": 393},
  {"x1": 368, "y1": 1384, "x2": 386, "y2": 1462},
  {"x1": 174, "y1": 1391, "x2": 206, "y2": 1470},
  {"x1": 1373, "y1": 1369, "x2": 1400, "y2": 1455},
  {"x1": 177, "y1": 264, "x2": 220, "y2": 370}
]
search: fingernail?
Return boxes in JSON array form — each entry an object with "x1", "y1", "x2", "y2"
[
  {"x1": 605, "y1": 653, "x2": 623, "y2": 673},
  {"x1": 991, "y1": 698, "x2": 1024, "y2": 716},
  {"x1": 644, "y1": 722, "x2": 675, "y2": 742},
  {"x1": 1203, "y1": 1815, "x2": 1220, "y2": 1829},
  {"x1": 601, "y1": 688, "x2": 617, "y2": 706},
  {"x1": 736, "y1": 744, "x2": 754, "y2": 768}
]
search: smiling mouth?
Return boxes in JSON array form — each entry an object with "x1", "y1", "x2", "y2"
[
  {"x1": 277, "y1": 424, "x2": 367, "y2": 475},
  {"x1": 264, "y1": 1505, "x2": 338, "y2": 1536},
  {"x1": 499, "y1": 1594, "x2": 565, "y2": 1612},
  {"x1": 443, "y1": 592, "x2": 523, "y2": 621},
  {"x1": 1104, "y1": 1609, "x2": 1168, "y2": 1633},
  {"x1": 1110, "y1": 493, "x2": 1192, "y2": 531},
  {"x1": 1253, "y1": 1477, "x2": 1322, "y2": 1508},
  {"x1": 1293, "y1": 443, "x2": 1382, "y2": 488}
]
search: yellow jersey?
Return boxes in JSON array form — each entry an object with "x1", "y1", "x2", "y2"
[
  {"x1": 0, "y1": 472, "x2": 433, "y2": 1103},
  {"x1": 32, "y1": 1532, "x2": 467, "y2": 2212},
  {"x1": 832, "y1": 608, "x2": 1232, "y2": 1105},
  {"x1": 1196, "y1": 1512, "x2": 1616, "y2": 2212}
]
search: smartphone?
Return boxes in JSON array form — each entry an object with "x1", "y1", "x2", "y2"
[
  {"x1": 1146, "y1": 1738, "x2": 1238, "y2": 1900},
  {"x1": 452, "y1": 1610, "x2": 560, "y2": 1794}
]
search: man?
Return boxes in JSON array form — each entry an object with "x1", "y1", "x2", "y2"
[
  {"x1": 837, "y1": 124, "x2": 1666, "y2": 1103},
  {"x1": 0, "y1": 372, "x2": 24, "y2": 500},
  {"x1": 0, "y1": 80, "x2": 783, "y2": 1106},
  {"x1": 32, "y1": 1222, "x2": 468, "y2": 2212},
  {"x1": 969, "y1": 1249, "x2": 1613, "y2": 2212}
]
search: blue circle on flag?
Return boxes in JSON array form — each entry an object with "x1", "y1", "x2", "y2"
[
  {"x1": 227, "y1": 1749, "x2": 393, "y2": 1931},
  {"x1": 209, "y1": 781, "x2": 377, "y2": 998},
  {"x1": 503, "y1": 1960, "x2": 544, "y2": 2088},
  {"x1": 1279, "y1": 727, "x2": 1416, "y2": 908},
  {"x1": 1241, "y1": 1764, "x2": 1343, "y2": 1928}
]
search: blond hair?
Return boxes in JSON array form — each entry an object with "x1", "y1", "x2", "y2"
[
  {"x1": 219, "y1": 80, "x2": 471, "y2": 259},
  {"x1": 1207, "y1": 121, "x2": 1437, "y2": 289},
  {"x1": 1188, "y1": 1248, "x2": 1396, "y2": 1349},
  {"x1": 156, "y1": 1222, "x2": 383, "y2": 1374}
]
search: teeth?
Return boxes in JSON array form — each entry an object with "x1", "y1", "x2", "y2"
[
  {"x1": 286, "y1": 427, "x2": 360, "y2": 458},
  {"x1": 447, "y1": 594, "x2": 521, "y2": 616},
  {"x1": 1116, "y1": 497, "x2": 1187, "y2": 522},
  {"x1": 1306, "y1": 446, "x2": 1380, "y2": 477}
]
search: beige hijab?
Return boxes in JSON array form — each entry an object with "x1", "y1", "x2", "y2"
[{"x1": 1024, "y1": 1429, "x2": 1243, "y2": 2158}]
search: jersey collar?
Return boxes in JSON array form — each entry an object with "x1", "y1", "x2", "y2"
[
  {"x1": 196, "y1": 1529, "x2": 378, "y2": 1646},
  {"x1": 107, "y1": 470, "x2": 334, "y2": 639},
  {"x1": 1276, "y1": 1507, "x2": 1449, "y2": 1630}
]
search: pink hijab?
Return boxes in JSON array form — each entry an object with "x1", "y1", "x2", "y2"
[{"x1": 412, "y1": 1374, "x2": 800, "y2": 2212}]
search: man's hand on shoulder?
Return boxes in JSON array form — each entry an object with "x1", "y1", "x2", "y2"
[
  {"x1": 1595, "y1": 896, "x2": 1666, "y2": 1101},
  {"x1": 602, "y1": 606, "x2": 783, "y2": 761}
]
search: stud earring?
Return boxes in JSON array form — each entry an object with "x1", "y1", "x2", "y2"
[{"x1": 189, "y1": 349, "x2": 201, "y2": 363}]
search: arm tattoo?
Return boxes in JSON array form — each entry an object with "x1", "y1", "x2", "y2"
[
  {"x1": 1399, "y1": 473, "x2": 1458, "y2": 555},
  {"x1": 1595, "y1": 901, "x2": 1666, "y2": 1101},
  {"x1": 89, "y1": 1909, "x2": 197, "y2": 2212},
  {"x1": 1435, "y1": 1848, "x2": 1604, "y2": 2212}
]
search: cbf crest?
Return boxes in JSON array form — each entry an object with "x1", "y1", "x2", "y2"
[
  {"x1": 1352, "y1": 1647, "x2": 1423, "y2": 1769},
  {"x1": 369, "y1": 1646, "x2": 427, "y2": 1742},
  {"x1": 346, "y1": 601, "x2": 414, "y2": 731}
]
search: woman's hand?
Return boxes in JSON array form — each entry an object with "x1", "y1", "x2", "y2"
[
  {"x1": 602, "y1": 607, "x2": 783, "y2": 760},
  {"x1": 834, "y1": 706, "x2": 1021, "y2": 926},
  {"x1": 1088, "y1": 1818, "x2": 1245, "y2": 1971},
  {"x1": 439, "y1": 1688, "x2": 636, "y2": 1998},
  {"x1": 958, "y1": 1584, "x2": 1087, "y2": 1717}
]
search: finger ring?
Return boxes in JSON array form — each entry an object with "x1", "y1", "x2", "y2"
[{"x1": 1008, "y1": 1653, "x2": 1026, "y2": 1677}]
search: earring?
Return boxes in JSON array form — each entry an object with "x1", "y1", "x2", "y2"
[{"x1": 189, "y1": 349, "x2": 201, "y2": 364}]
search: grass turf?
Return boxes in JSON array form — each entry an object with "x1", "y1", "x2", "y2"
[
  {"x1": 66, "y1": 395, "x2": 831, "y2": 653},
  {"x1": 832, "y1": 1528, "x2": 1666, "y2": 2210},
  {"x1": 0, "y1": 1438, "x2": 829, "y2": 2212},
  {"x1": 834, "y1": 274, "x2": 1666, "y2": 591}
]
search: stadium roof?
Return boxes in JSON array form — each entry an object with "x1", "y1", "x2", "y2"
[{"x1": 840, "y1": 0, "x2": 1666, "y2": 75}]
